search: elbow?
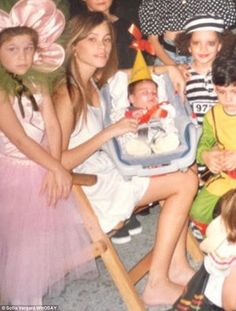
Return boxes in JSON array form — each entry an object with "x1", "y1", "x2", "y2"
[
  {"x1": 61, "y1": 150, "x2": 80, "y2": 172},
  {"x1": 61, "y1": 152, "x2": 73, "y2": 171}
]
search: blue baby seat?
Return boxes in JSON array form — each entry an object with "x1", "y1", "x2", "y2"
[{"x1": 101, "y1": 72, "x2": 201, "y2": 178}]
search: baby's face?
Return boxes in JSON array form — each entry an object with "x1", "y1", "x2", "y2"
[{"x1": 129, "y1": 80, "x2": 158, "y2": 110}]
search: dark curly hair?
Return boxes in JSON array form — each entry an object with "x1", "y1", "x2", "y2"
[
  {"x1": 212, "y1": 52, "x2": 236, "y2": 86},
  {"x1": 175, "y1": 30, "x2": 236, "y2": 58}
]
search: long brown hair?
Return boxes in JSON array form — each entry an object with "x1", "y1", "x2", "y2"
[
  {"x1": 217, "y1": 189, "x2": 236, "y2": 243},
  {"x1": 175, "y1": 30, "x2": 236, "y2": 57},
  {"x1": 62, "y1": 11, "x2": 117, "y2": 121}
]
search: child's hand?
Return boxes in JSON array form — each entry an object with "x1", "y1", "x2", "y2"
[
  {"x1": 108, "y1": 117, "x2": 138, "y2": 137},
  {"x1": 177, "y1": 64, "x2": 191, "y2": 81},
  {"x1": 41, "y1": 167, "x2": 72, "y2": 207},
  {"x1": 125, "y1": 108, "x2": 146, "y2": 121},
  {"x1": 41, "y1": 171, "x2": 58, "y2": 207},
  {"x1": 53, "y1": 166, "x2": 72, "y2": 199},
  {"x1": 202, "y1": 150, "x2": 224, "y2": 174},
  {"x1": 221, "y1": 151, "x2": 236, "y2": 172},
  {"x1": 167, "y1": 65, "x2": 186, "y2": 100}
]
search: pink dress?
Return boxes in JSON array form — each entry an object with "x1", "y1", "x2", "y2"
[{"x1": 0, "y1": 94, "x2": 96, "y2": 305}]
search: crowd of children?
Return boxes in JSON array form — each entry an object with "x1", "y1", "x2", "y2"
[
  {"x1": 139, "y1": 0, "x2": 236, "y2": 68},
  {"x1": 190, "y1": 54, "x2": 236, "y2": 235},
  {"x1": 1, "y1": 0, "x2": 236, "y2": 309}
]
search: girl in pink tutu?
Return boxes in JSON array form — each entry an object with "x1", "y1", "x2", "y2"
[{"x1": 0, "y1": 0, "x2": 96, "y2": 306}]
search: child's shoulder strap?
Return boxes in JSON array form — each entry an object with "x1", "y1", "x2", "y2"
[{"x1": 210, "y1": 106, "x2": 224, "y2": 149}]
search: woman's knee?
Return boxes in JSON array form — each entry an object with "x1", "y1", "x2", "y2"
[
  {"x1": 223, "y1": 296, "x2": 236, "y2": 311},
  {"x1": 178, "y1": 169, "x2": 198, "y2": 194}
]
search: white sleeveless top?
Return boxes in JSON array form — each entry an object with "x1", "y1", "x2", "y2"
[
  {"x1": 68, "y1": 88, "x2": 149, "y2": 232},
  {"x1": 0, "y1": 94, "x2": 44, "y2": 159}
]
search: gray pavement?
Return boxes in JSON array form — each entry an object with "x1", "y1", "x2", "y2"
[{"x1": 44, "y1": 205, "x2": 197, "y2": 311}]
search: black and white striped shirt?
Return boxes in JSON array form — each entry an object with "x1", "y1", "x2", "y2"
[
  {"x1": 186, "y1": 67, "x2": 217, "y2": 178},
  {"x1": 186, "y1": 68, "x2": 217, "y2": 125}
]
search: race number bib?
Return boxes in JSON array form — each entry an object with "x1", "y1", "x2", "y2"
[{"x1": 192, "y1": 102, "x2": 214, "y2": 114}]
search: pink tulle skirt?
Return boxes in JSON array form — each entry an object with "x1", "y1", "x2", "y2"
[{"x1": 0, "y1": 155, "x2": 97, "y2": 305}]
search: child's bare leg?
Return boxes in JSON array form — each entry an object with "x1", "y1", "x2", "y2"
[
  {"x1": 138, "y1": 169, "x2": 198, "y2": 306},
  {"x1": 222, "y1": 266, "x2": 236, "y2": 311}
]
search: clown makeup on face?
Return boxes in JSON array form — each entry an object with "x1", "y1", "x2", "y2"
[{"x1": 188, "y1": 30, "x2": 222, "y2": 72}]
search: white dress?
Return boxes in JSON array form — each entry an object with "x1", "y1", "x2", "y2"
[{"x1": 69, "y1": 93, "x2": 150, "y2": 233}]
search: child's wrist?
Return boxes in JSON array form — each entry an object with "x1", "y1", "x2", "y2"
[
  {"x1": 51, "y1": 162, "x2": 63, "y2": 174},
  {"x1": 102, "y1": 126, "x2": 114, "y2": 141}
]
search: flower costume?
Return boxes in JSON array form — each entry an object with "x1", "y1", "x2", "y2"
[{"x1": 0, "y1": 0, "x2": 96, "y2": 305}]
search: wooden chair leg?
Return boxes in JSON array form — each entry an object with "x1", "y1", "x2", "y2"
[
  {"x1": 101, "y1": 238, "x2": 146, "y2": 311},
  {"x1": 73, "y1": 185, "x2": 146, "y2": 311},
  {"x1": 129, "y1": 250, "x2": 153, "y2": 285},
  {"x1": 187, "y1": 228, "x2": 204, "y2": 263}
]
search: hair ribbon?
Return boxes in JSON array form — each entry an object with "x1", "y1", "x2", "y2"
[{"x1": 128, "y1": 24, "x2": 155, "y2": 56}]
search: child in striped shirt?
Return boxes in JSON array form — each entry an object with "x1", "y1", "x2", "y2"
[
  {"x1": 176, "y1": 15, "x2": 236, "y2": 240},
  {"x1": 176, "y1": 14, "x2": 235, "y2": 126},
  {"x1": 176, "y1": 14, "x2": 235, "y2": 181}
]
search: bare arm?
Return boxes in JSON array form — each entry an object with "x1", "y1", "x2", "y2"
[
  {"x1": 149, "y1": 35, "x2": 176, "y2": 65},
  {"x1": 222, "y1": 265, "x2": 236, "y2": 311},
  {"x1": 153, "y1": 65, "x2": 186, "y2": 99},
  {"x1": 124, "y1": 64, "x2": 186, "y2": 99},
  {"x1": 54, "y1": 85, "x2": 138, "y2": 171},
  {"x1": 41, "y1": 90, "x2": 62, "y2": 161},
  {"x1": 0, "y1": 91, "x2": 62, "y2": 173},
  {"x1": 0, "y1": 91, "x2": 72, "y2": 206},
  {"x1": 40, "y1": 89, "x2": 72, "y2": 203}
]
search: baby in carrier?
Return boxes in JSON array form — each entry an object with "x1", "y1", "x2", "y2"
[{"x1": 109, "y1": 50, "x2": 180, "y2": 157}]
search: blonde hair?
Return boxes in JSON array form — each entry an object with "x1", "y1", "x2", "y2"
[
  {"x1": 218, "y1": 189, "x2": 236, "y2": 242},
  {"x1": 62, "y1": 11, "x2": 117, "y2": 120}
]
